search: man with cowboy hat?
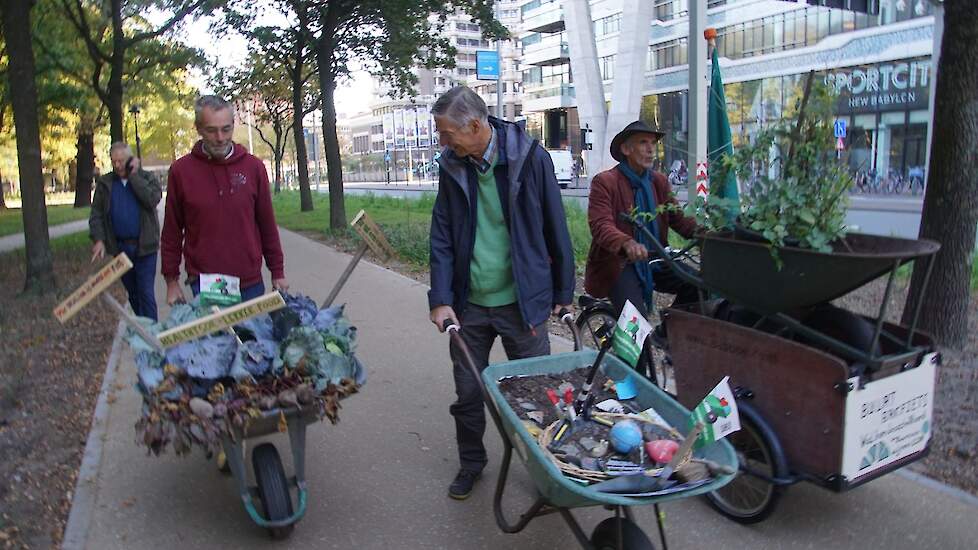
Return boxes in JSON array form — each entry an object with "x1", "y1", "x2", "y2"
[{"x1": 584, "y1": 120, "x2": 699, "y2": 323}]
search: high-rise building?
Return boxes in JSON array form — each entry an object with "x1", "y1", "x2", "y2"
[
  {"x1": 519, "y1": 0, "x2": 935, "y2": 190},
  {"x1": 340, "y1": 3, "x2": 524, "y2": 182}
]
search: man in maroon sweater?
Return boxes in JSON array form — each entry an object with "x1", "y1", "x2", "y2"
[
  {"x1": 161, "y1": 95, "x2": 288, "y2": 305},
  {"x1": 585, "y1": 120, "x2": 698, "y2": 320}
]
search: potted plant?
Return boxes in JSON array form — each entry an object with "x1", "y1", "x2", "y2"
[{"x1": 687, "y1": 73, "x2": 853, "y2": 261}]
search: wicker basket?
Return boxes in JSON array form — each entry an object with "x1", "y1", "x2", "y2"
[{"x1": 538, "y1": 412, "x2": 689, "y2": 483}]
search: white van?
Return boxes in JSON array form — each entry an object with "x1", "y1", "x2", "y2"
[{"x1": 546, "y1": 149, "x2": 574, "y2": 189}]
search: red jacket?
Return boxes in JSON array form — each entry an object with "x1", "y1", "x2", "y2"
[
  {"x1": 161, "y1": 142, "x2": 285, "y2": 287},
  {"x1": 584, "y1": 166, "x2": 696, "y2": 298}
]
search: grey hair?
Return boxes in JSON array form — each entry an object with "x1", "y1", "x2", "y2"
[
  {"x1": 430, "y1": 86, "x2": 488, "y2": 128},
  {"x1": 109, "y1": 142, "x2": 133, "y2": 157},
  {"x1": 194, "y1": 95, "x2": 235, "y2": 124}
]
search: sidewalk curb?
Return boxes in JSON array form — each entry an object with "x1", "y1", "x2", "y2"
[
  {"x1": 62, "y1": 320, "x2": 126, "y2": 550},
  {"x1": 896, "y1": 468, "x2": 978, "y2": 509}
]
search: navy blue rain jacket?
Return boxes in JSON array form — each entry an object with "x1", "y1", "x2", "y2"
[{"x1": 428, "y1": 117, "x2": 576, "y2": 328}]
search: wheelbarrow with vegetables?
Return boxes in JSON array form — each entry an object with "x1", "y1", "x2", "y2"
[{"x1": 54, "y1": 210, "x2": 391, "y2": 540}]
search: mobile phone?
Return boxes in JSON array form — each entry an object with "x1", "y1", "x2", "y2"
[{"x1": 125, "y1": 157, "x2": 134, "y2": 176}]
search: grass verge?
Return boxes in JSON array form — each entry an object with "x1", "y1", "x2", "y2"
[{"x1": 0, "y1": 204, "x2": 90, "y2": 237}]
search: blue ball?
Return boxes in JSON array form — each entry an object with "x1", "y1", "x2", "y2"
[{"x1": 609, "y1": 420, "x2": 643, "y2": 454}]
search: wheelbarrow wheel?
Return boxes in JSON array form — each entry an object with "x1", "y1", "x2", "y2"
[
  {"x1": 705, "y1": 402, "x2": 787, "y2": 524},
  {"x1": 590, "y1": 517, "x2": 655, "y2": 550},
  {"x1": 252, "y1": 443, "x2": 294, "y2": 540}
]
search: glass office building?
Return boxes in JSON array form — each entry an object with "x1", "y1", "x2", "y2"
[{"x1": 519, "y1": 0, "x2": 935, "y2": 192}]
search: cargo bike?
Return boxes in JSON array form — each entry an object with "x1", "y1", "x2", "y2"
[
  {"x1": 445, "y1": 313, "x2": 739, "y2": 550},
  {"x1": 575, "y1": 213, "x2": 941, "y2": 524}
]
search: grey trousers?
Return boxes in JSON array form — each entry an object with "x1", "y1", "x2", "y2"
[{"x1": 449, "y1": 302, "x2": 549, "y2": 472}]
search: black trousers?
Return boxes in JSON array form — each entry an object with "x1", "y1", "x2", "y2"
[
  {"x1": 449, "y1": 303, "x2": 549, "y2": 473},
  {"x1": 608, "y1": 264, "x2": 699, "y2": 319}
]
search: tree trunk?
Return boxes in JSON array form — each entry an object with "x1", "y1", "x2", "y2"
[
  {"x1": 274, "y1": 154, "x2": 283, "y2": 194},
  {"x1": 315, "y1": 44, "x2": 345, "y2": 230},
  {"x1": 1, "y1": 0, "x2": 55, "y2": 293},
  {"x1": 108, "y1": 0, "x2": 126, "y2": 142},
  {"x1": 902, "y1": 2, "x2": 978, "y2": 349},
  {"x1": 273, "y1": 127, "x2": 284, "y2": 194},
  {"x1": 74, "y1": 129, "x2": 95, "y2": 207},
  {"x1": 0, "y1": 168, "x2": 6, "y2": 210},
  {"x1": 292, "y1": 87, "x2": 313, "y2": 211}
]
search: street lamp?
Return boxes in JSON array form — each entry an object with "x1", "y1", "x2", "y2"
[{"x1": 128, "y1": 105, "x2": 142, "y2": 158}]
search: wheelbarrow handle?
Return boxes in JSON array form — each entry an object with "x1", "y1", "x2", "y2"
[
  {"x1": 443, "y1": 320, "x2": 507, "y2": 438},
  {"x1": 556, "y1": 307, "x2": 582, "y2": 352}
]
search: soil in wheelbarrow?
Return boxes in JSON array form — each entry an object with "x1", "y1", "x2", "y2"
[{"x1": 497, "y1": 368, "x2": 681, "y2": 473}]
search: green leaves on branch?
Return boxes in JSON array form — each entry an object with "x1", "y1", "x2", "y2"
[{"x1": 687, "y1": 79, "x2": 852, "y2": 259}]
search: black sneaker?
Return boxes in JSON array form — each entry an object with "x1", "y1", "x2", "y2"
[{"x1": 448, "y1": 469, "x2": 481, "y2": 500}]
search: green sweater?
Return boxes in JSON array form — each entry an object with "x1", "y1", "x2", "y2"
[{"x1": 468, "y1": 161, "x2": 516, "y2": 307}]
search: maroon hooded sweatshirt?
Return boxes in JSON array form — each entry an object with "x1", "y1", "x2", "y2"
[{"x1": 161, "y1": 142, "x2": 285, "y2": 288}]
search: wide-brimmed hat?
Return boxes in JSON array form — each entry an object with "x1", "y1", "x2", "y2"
[{"x1": 609, "y1": 120, "x2": 666, "y2": 163}]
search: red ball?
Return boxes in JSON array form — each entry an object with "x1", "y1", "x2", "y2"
[{"x1": 645, "y1": 439, "x2": 680, "y2": 464}]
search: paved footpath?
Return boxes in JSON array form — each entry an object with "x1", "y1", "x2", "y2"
[
  {"x1": 69, "y1": 228, "x2": 978, "y2": 549},
  {"x1": 0, "y1": 219, "x2": 89, "y2": 253}
]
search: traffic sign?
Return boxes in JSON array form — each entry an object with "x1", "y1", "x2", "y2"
[
  {"x1": 834, "y1": 119, "x2": 847, "y2": 138},
  {"x1": 836, "y1": 137, "x2": 846, "y2": 151},
  {"x1": 476, "y1": 50, "x2": 500, "y2": 81}
]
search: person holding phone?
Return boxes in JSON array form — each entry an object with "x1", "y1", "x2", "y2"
[{"x1": 89, "y1": 142, "x2": 163, "y2": 321}]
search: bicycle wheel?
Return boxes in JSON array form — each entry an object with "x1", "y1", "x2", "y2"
[
  {"x1": 704, "y1": 402, "x2": 788, "y2": 524},
  {"x1": 575, "y1": 307, "x2": 617, "y2": 351}
]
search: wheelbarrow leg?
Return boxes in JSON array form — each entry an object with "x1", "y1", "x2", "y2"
[
  {"x1": 557, "y1": 507, "x2": 596, "y2": 549},
  {"x1": 285, "y1": 415, "x2": 310, "y2": 516},
  {"x1": 653, "y1": 504, "x2": 668, "y2": 550},
  {"x1": 286, "y1": 415, "x2": 307, "y2": 485},
  {"x1": 221, "y1": 436, "x2": 249, "y2": 499},
  {"x1": 493, "y1": 438, "x2": 549, "y2": 533}
]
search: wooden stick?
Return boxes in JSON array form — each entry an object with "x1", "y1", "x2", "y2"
[
  {"x1": 101, "y1": 293, "x2": 165, "y2": 353},
  {"x1": 320, "y1": 209, "x2": 397, "y2": 308},
  {"x1": 652, "y1": 422, "x2": 704, "y2": 490},
  {"x1": 322, "y1": 241, "x2": 369, "y2": 308}
]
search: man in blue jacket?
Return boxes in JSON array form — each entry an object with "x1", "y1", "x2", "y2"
[{"x1": 428, "y1": 86, "x2": 575, "y2": 500}]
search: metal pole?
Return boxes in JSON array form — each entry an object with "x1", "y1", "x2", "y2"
[
  {"x1": 246, "y1": 106, "x2": 254, "y2": 153},
  {"x1": 129, "y1": 105, "x2": 142, "y2": 159},
  {"x1": 312, "y1": 113, "x2": 322, "y2": 192},
  {"x1": 495, "y1": 1, "x2": 503, "y2": 120},
  {"x1": 688, "y1": 0, "x2": 708, "y2": 197}
]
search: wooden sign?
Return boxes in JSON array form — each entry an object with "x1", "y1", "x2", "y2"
[
  {"x1": 54, "y1": 253, "x2": 133, "y2": 323},
  {"x1": 351, "y1": 209, "x2": 397, "y2": 260},
  {"x1": 156, "y1": 291, "x2": 286, "y2": 348}
]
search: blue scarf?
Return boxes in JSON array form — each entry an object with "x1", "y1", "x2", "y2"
[{"x1": 618, "y1": 162, "x2": 660, "y2": 311}]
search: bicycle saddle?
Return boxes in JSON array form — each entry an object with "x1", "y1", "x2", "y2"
[{"x1": 577, "y1": 294, "x2": 612, "y2": 309}]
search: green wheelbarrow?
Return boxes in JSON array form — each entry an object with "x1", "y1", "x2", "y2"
[{"x1": 446, "y1": 319, "x2": 738, "y2": 550}]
